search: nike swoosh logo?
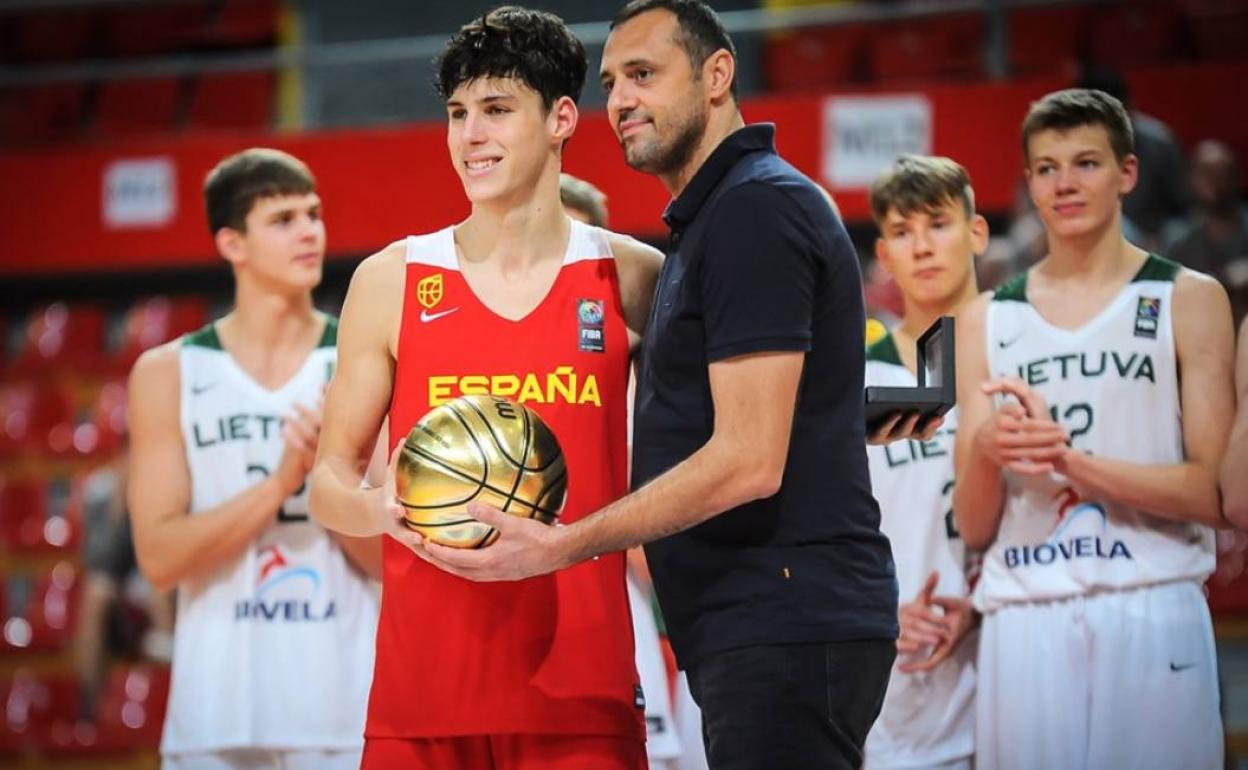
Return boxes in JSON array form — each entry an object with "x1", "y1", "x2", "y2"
[
  {"x1": 1170, "y1": 661, "x2": 1197, "y2": 672},
  {"x1": 998, "y1": 333, "x2": 1024, "y2": 349},
  {"x1": 190, "y1": 382, "x2": 219, "y2": 395},
  {"x1": 420, "y1": 307, "x2": 460, "y2": 323}
]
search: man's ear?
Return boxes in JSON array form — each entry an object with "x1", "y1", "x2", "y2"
[{"x1": 704, "y1": 48, "x2": 735, "y2": 105}]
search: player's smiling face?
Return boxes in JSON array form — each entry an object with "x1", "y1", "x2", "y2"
[
  {"x1": 875, "y1": 199, "x2": 985, "y2": 308},
  {"x1": 1026, "y1": 123, "x2": 1138, "y2": 241},
  {"x1": 446, "y1": 77, "x2": 576, "y2": 206}
]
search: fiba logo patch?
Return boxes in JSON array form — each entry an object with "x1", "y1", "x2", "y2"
[
  {"x1": 417, "y1": 273, "x2": 444, "y2": 309},
  {"x1": 234, "y1": 545, "x2": 337, "y2": 622},
  {"x1": 1134, "y1": 296, "x2": 1161, "y2": 339},
  {"x1": 1004, "y1": 488, "x2": 1132, "y2": 568},
  {"x1": 577, "y1": 298, "x2": 605, "y2": 353}
]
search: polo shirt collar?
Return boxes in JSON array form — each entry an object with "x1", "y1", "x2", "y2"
[{"x1": 663, "y1": 123, "x2": 777, "y2": 230}]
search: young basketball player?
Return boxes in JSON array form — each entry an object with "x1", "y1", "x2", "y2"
[
  {"x1": 954, "y1": 89, "x2": 1236, "y2": 770},
  {"x1": 1224, "y1": 317, "x2": 1248, "y2": 525},
  {"x1": 307, "y1": 8, "x2": 662, "y2": 769},
  {"x1": 126, "y1": 148, "x2": 381, "y2": 770},
  {"x1": 863, "y1": 156, "x2": 985, "y2": 770}
]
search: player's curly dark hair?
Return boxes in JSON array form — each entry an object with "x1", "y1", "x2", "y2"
[{"x1": 435, "y1": 6, "x2": 587, "y2": 111}]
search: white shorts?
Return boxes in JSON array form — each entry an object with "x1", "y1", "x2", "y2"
[
  {"x1": 162, "y1": 748, "x2": 362, "y2": 770},
  {"x1": 977, "y1": 580, "x2": 1222, "y2": 770}
]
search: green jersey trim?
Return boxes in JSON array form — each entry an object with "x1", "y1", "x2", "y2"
[
  {"x1": 866, "y1": 332, "x2": 904, "y2": 366},
  {"x1": 993, "y1": 271, "x2": 1028, "y2": 303},
  {"x1": 1131, "y1": 253, "x2": 1181, "y2": 284},
  {"x1": 318, "y1": 316, "x2": 338, "y2": 348},
  {"x1": 182, "y1": 323, "x2": 223, "y2": 350}
]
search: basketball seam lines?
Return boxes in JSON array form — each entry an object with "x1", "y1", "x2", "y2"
[{"x1": 399, "y1": 444, "x2": 560, "y2": 519}]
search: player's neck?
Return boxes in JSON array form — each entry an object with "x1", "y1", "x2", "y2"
[
  {"x1": 221, "y1": 283, "x2": 320, "y2": 356},
  {"x1": 895, "y1": 279, "x2": 977, "y2": 375},
  {"x1": 662, "y1": 109, "x2": 746, "y2": 198},
  {"x1": 460, "y1": 175, "x2": 569, "y2": 273},
  {"x1": 1040, "y1": 210, "x2": 1140, "y2": 286}
]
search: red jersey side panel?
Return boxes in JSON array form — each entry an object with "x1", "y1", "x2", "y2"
[{"x1": 368, "y1": 222, "x2": 642, "y2": 740}]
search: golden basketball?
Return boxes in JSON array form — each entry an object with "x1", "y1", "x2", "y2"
[{"x1": 395, "y1": 394, "x2": 567, "y2": 548}]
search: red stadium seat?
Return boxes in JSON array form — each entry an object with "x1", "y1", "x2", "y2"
[
  {"x1": 95, "y1": 77, "x2": 184, "y2": 137},
  {"x1": 0, "y1": 671, "x2": 79, "y2": 754},
  {"x1": 869, "y1": 14, "x2": 984, "y2": 83},
  {"x1": 0, "y1": 84, "x2": 85, "y2": 146},
  {"x1": 764, "y1": 24, "x2": 869, "y2": 92},
  {"x1": 2, "y1": 8, "x2": 97, "y2": 64},
  {"x1": 41, "y1": 663, "x2": 170, "y2": 755},
  {"x1": 114, "y1": 296, "x2": 208, "y2": 373},
  {"x1": 101, "y1": 3, "x2": 204, "y2": 59},
  {"x1": 188, "y1": 71, "x2": 275, "y2": 130},
  {"x1": 1086, "y1": 4, "x2": 1181, "y2": 68},
  {"x1": 1183, "y1": 0, "x2": 1248, "y2": 61},
  {"x1": 0, "y1": 476, "x2": 82, "y2": 554},
  {"x1": 1008, "y1": 5, "x2": 1088, "y2": 78},
  {"x1": 1, "y1": 563, "x2": 80, "y2": 653},
  {"x1": 11, "y1": 303, "x2": 108, "y2": 375},
  {"x1": 64, "y1": 378, "x2": 128, "y2": 458},
  {"x1": 193, "y1": 0, "x2": 279, "y2": 50},
  {"x1": 0, "y1": 380, "x2": 75, "y2": 458}
]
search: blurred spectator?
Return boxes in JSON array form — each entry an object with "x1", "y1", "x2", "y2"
[
  {"x1": 1079, "y1": 66, "x2": 1188, "y2": 247},
  {"x1": 73, "y1": 453, "x2": 173, "y2": 723},
  {"x1": 1163, "y1": 140, "x2": 1248, "y2": 286}
]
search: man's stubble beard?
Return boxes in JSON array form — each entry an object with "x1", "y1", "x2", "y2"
[{"x1": 622, "y1": 97, "x2": 708, "y2": 178}]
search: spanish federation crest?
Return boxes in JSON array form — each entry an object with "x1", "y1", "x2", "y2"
[{"x1": 417, "y1": 273, "x2": 444, "y2": 310}]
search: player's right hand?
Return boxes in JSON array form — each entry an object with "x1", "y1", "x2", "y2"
[
  {"x1": 275, "y1": 401, "x2": 322, "y2": 496},
  {"x1": 976, "y1": 377, "x2": 1069, "y2": 476},
  {"x1": 897, "y1": 571, "x2": 950, "y2": 655},
  {"x1": 370, "y1": 440, "x2": 421, "y2": 552}
]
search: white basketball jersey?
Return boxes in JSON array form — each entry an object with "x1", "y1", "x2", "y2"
[
  {"x1": 163, "y1": 319, "x2": 379, "y2": 754},
  {"x1": 864, "y1": 333, "x2": 975, "y2": 769},
  {"x1": 975, "y1": 254, "x2": 1214, "y2": 612}
]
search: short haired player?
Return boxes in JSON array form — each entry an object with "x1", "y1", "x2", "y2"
[
  {"x1": 954, "y1": 89, "x2": 1236, "y2": 770},
  {"x1": 127, "y1": 148, "x2": 381, "y2": 770},
  {"x1": 862, "y1": 155, "x2": 986, "y2": 770},
  {"x1": 307, "y1": 8, "x2": 662, "y2": 769}
]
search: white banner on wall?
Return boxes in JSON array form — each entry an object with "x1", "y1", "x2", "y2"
[
  {"x1": 103, "y1": 157, "x2": 176, "y2": 228},
  {"x1": 822, "y1": 95, "x2": 932, "y2": 189}
]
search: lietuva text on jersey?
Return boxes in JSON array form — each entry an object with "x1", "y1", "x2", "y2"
[{"x1": 973, "y1": 255, "x2": 1213, "y2": 614}]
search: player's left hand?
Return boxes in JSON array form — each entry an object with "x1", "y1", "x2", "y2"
[{"x1": 408, "y1": 503, "x2": 571, "y2": 582}]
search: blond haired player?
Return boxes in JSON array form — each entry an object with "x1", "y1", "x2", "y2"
[
  {"x1": 954, "y1": 89, "x2": 1236, "y2": 770},
  {"x1": 127, "y1": 148, "x2": 380, "y2": 770},
  {"x1": 863, "y1": 156, "x2": 986, "y2": 770}
]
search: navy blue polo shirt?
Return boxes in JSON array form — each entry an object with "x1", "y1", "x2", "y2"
[{"x1": 633, "y1": 124, "x2": 898, "y2": 669}]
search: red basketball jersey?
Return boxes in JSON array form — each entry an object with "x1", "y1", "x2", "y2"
[{"x1": 367, "y1": 220, "x2": 644, "y2": 741}]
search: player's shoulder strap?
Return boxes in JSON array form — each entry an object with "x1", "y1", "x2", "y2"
[
  {"x1": 182, "y1": 322, "x2": 222, "y2": 350},
  {"x1": 865, "y1": 331, "x2": 903, "y2": 366},
  {"x1": 1131, "y1": 252, "x2": 1182, "y2": 284},
  {"x1": 993, "y1": 270, "x2": 1028, "y2": 303}
]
